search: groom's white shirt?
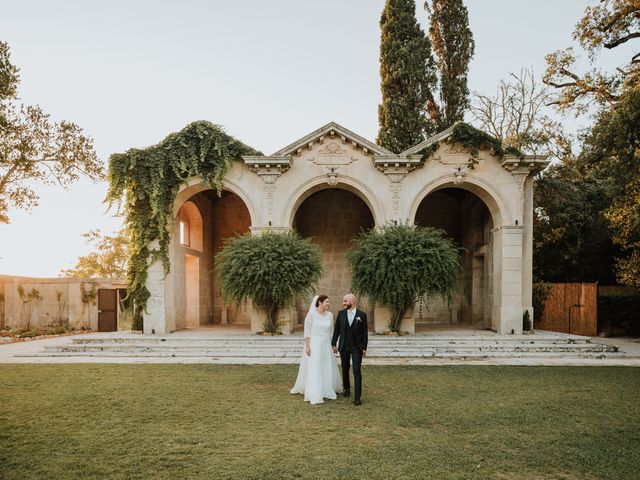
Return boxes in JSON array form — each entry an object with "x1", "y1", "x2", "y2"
[{"x1": 347, "y1": 308, "x2": 356, "y2": 326}]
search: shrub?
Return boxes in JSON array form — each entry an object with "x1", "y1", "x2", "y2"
[
  {"x1": 347, "y1": 223, "x2": 462, "y2": 333},
  {"x1": 216, "y1": 231, "x2": 322, "y2": 334}
]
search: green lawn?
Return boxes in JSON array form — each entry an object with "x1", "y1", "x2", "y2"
[{"x1": 1, "y1": 365, "x2": 638, "y2": 480}]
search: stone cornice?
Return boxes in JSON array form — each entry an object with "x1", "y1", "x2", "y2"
[
  {"x1": 372, "y1": 155, "x2": 424, "y2": 174},
  {"x1": 242, "y1": 155, "x2": 292, "y2": 184},
  {"x1": 501, "y1": 154, "x2": 550, "y2": 173}
]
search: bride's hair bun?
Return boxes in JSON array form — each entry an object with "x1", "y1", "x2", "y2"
[{"x1": 316, "y1": 294, "x2": 328, "y2": 307}]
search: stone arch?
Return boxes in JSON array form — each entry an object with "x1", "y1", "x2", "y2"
[
  {"x1": 408, "y1": 174, "x2": 510, "y2": 227},
  {"x1": 414, "y1": 184, "x2": 496, "y2": 329},
  {"x1": 284, "y1": 176, "x2": 383, "y2": 228},
  {"x1": 173, "y1": 176, "x2": 256, "y2": 226}
]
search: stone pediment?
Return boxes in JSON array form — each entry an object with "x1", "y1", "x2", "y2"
[{"x1": 271, "y1": 122, "x2": 393, "y2": 158}]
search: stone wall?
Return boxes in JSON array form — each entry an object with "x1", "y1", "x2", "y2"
[
  {"x1": 293, "y1": 188, "x2": 374, "y2": 322},
  {"x1": 0, "y1": 275, "x2": 126, "y2": 331}
]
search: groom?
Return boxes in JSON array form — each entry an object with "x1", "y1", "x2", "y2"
[{"x1": 332, "y1": 293, "x2": 368, "y2": 405}]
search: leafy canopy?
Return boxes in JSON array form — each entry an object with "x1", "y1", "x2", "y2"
[
  {"x1": 107, "y1": 121, "x2": 260, "y2": 327},
  {"x1": 215, "y1": 231, "x2": 322, "y2": 333},
  {"x1": 347, "y1": 223, "x2": 461, "y2": 333},
  {"x1": 61, "y1": 229, "x2": 130, "y2": 279},
  {"x1": 0, "y1": 41, "x2": 102, "y2": 224},
  {"x1": 544, "y1": 0, "x2": 639, "y2": 112}
]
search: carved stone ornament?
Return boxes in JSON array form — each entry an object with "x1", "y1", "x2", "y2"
[
  {"x1": 311, "y1": 142, "x2": 356, "y2": 166},
  {"x1": 326, "y1": 167, "x2": 339, "y2": 186},
  {"x1": 318, "y1": 142, "x2": 348, "y2": 155}
]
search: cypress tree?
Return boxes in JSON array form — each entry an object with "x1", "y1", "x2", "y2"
[
  {"x1": 425, "y1": 0, "x2": 475, "y2": 130},
  {"x1": 377, "y1": 0, "x2": 437, "y2": 153}
]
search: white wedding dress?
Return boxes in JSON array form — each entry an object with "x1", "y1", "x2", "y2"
[{"x1": 290, "y1": 307, "x2": 343, "y2": 404}]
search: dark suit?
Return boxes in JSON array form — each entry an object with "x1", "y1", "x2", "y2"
[{"x1": 331, "y1": 308, "x2": 368, "y2": 400}]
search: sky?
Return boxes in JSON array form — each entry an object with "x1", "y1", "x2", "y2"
[{"x1": 0, "y1": 0, "x2": 630, "y2": 277}]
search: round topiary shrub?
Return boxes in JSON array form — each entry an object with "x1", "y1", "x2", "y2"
[{"x1": 215, "y1": 230, "x2": 322, "y2": 333}]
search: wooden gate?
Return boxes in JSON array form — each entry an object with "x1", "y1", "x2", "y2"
[
  {"x1": 98, "y1": 289, "x2": 118, "y2": 332},
  {"x1": 537, "y1": 283, "x2": 597, "y2": 336}
]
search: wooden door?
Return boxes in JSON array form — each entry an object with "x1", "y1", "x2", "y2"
[{"x1": 98, "y1": 289, "x2": 118, "y2": 332}]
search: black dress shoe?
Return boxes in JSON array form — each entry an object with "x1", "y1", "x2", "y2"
[
  {"x1": 353, "y1": 398, "x2": 362, "y2": 406},
  {"x1": 343, "y1": 389, "x2": 350, "y2": 397}
]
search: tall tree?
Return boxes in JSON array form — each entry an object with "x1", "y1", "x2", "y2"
[
  {"x1": 425, "y1": 0, "x2": 475, "y2": 131},
  {"x1": 0, "y1": 41, "x2": 102, "y2": 224},
  {"x1": 377, "y1": 0, "x2": 437, "y2": 153},
  {"x1": 60, "y1": 229, "x2": 129, "y2": 279}
]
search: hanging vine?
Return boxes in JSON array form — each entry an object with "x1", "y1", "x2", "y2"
[{"x1": 107, "y1": 121, "x2": 261, "y2": 328}]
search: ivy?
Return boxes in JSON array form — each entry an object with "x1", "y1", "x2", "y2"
[
  {"x1": 107, "y1": 121, "x2": 261, "y2": 329},
  {"x1": 449, "y1": 122, "x2": 524, "y2": 166},
  {"x1": 416, "y1": 123, "x2": 524, "y2": 165}
]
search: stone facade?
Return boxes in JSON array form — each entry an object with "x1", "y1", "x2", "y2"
[{"x1": 143, "y1": 122, "x2": 547, "y2": 335}]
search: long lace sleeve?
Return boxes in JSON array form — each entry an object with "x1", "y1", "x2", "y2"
[{"x1": 303, "y1": 310, "x2": 314, "y2": 338}]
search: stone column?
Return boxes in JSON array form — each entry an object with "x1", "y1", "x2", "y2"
[
  {"x1": 143, "y1": 241, "x2": 168, "y2": 335},
  {"x1": 491, "y1": 226, "x2": 524, "y2": 334},
  {"x1": 522, "y1": 175, "x2": 534, "y2": 320}
]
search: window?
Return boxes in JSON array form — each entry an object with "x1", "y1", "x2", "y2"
[{"x1": 179, "y1": 218, "x2": 190, "y2": 246}]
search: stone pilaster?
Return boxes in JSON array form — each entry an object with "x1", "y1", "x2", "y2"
[{"x1": 491, "y1": 226, "x2": 524, "y2": 334}]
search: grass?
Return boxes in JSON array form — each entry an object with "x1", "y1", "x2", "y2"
[{"x1": 1, "y1": 365, "x2": 639, "y2": 480}]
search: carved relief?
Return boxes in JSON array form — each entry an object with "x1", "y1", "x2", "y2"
[
  {"x1": 311, "y1": 141, "x2": 357, "y2": 166},
  {"x1": 318, "y1": 142, "x2": 347, "y2": 155}
]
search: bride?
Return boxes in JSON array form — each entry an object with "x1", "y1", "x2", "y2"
[{"x1": 290, "y1": 294, "x2": 343, "y2": 404}]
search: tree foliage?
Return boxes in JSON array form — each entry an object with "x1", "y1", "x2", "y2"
[
  {"x1": 377, "y1": 0, "x2": 437, "y2": 152},
  {"x1": 0, "y1": 41, "x2": 102, "y2": 224},
  {"x1": 60, "y1": 229, "x2": 129, "y2": 279},
  {"x1": 533, "y1": 163, "x2": 619, "y2": 284},
  {"x1": 215, "y1": 231, "x2": 322, "y2": 334},
  {"x1": 544, "y1": 0, "x2": 639, "y2": 112},
  {"x1": 425, "y1": 0, "x2": 475, "y2": 131},
  {"x1": 585, "y1": 85, "x2": 640, "y2": 286},
  {"x1": 107, "y1": 121, "x2": 260, "y2": 327},
  {"x1": 347, "y1": 223, "x2": 461, "y2": 333}
]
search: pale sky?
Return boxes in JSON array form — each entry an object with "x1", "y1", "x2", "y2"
[{"x1": 0, "y1": 1, "x2": 630, "y2": 277}]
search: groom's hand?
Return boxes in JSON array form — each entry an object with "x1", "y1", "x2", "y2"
[
  {"x1": 332, "y1": 346, "x2": 337, "y2": 353},
  {"x1": 362, "y1": 350, "x2": 367, "y2": 357}
]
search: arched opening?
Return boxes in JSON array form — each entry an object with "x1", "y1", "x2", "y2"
[
  {"x1": 415, "y1": 187, "x2": 494, "y2": 328},
  {"x1": 293, "y1": 188, "x2": 375, "y2": 325},
  {"x1": 172, "y1": 190, "x2": 251, "y2": 330}
]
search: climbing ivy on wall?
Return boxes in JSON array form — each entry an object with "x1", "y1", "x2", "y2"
[
  {"x1": 448, "y1": 122, "x2": 523, "y2": 159},
  {"x1": 107, "y1": 121, "x2": 261, "y2": 329},
  {"x1": 417, "y1": 122, "x2": 524, "y2": 165}
]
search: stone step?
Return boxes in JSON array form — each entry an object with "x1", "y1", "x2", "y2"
[
  {"x1": 43, "y1": 346, "x2": 619, "y2": 357},
  {"x1": 47, "y1": 343, "x2": 617, "y2": 353},
  {"x1": 22, "y1": 350, "x2": 631, "y2": 359},
  {"x1": 72, "y1": 338, "x2": 591, "y2": 347}
]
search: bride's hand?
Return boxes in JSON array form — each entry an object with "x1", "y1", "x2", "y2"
[{"x1": 305, "y1": 346, "x2": 311, "y2": 356}]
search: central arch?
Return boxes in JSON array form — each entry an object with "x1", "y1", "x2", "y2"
[
  {"x1": 292, "y1": 186, "x2": 375, "y2": 326},
  {"x1": 414, "y1": 186, "x2": 495, "y2": 328}
]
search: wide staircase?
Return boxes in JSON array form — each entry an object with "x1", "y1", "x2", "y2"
[{"x1": 20, "y1": 331, "x2": 632, "y2": 363}]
